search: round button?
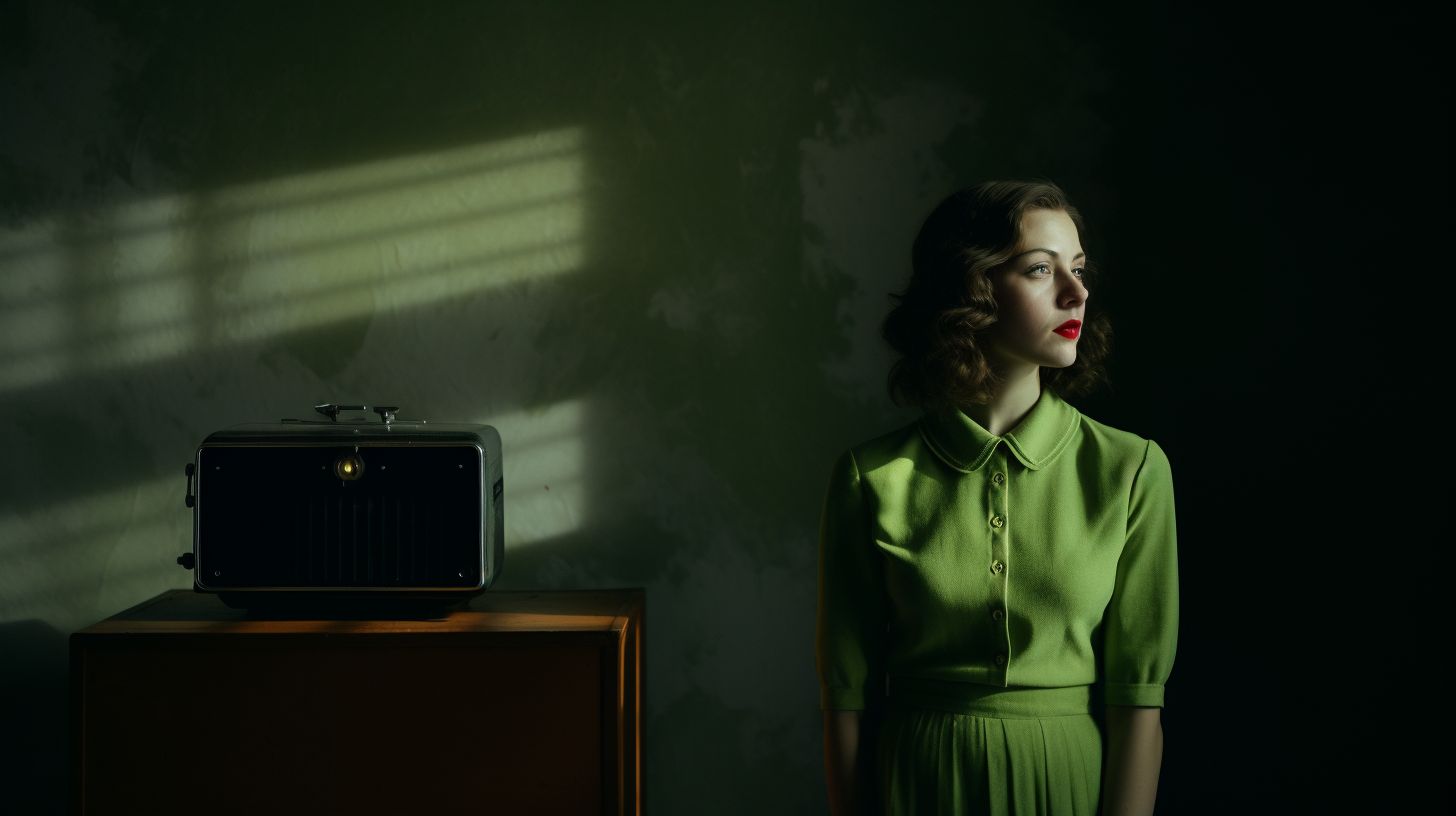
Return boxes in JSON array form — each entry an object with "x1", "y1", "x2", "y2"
[
  {"x1": 990, "y1": 515, "x2": 1005, "y2": 528},
  {"x1": 990, "y1": 560, "x2": 1005, "y2": 575},
  {"x1": 994, "y1": 653, "x2": 1007, "y2": 667},
  {"x1": 992, "y1": 472, "x2": 1005, "y2": 485},
  {"x1": 991, "y1": 608, "x2": 1005, "y2": 622}
]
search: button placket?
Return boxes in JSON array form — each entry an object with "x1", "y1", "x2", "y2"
[{"x1": 987, "y1": 450, "x2": 1011, "y2": 675}]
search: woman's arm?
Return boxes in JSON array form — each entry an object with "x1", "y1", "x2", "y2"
[
  {"x1": 1101, "y1": 440, "x2": 1178, "y2": 813},
  {"x1": 817, "y1": 449, "x2": 886, "y2": 814},
  {"x1": 823, "y1": 709, "x2": 875, "y2": 816},
  {"x1": 1101, "y1": 705, "x2": 1163, "y2": 816}
]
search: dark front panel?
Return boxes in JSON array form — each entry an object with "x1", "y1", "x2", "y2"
[
  {"x1": 197, "y1": 445, "x2": 482, "y2": 589},
  {"x1": 76, "y1": 635, "x2": 606, "y2": 815}
]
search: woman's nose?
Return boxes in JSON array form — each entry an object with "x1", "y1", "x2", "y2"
[{"x1": 1058, "y1": 270, "x2": 1088, "y2": 306}]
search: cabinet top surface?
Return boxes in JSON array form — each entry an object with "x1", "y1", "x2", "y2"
[{"x1": 73, "y1": 589, "x2": 645, "y2": 637}]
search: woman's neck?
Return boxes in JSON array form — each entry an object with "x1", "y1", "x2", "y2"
[{"x1": 959, "y1": 369, "x2": 1041, "y2": 437}]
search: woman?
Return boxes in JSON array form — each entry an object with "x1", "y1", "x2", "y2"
[{"x1": 817, "y1": 180, "x2": 1177, "y2": 816}]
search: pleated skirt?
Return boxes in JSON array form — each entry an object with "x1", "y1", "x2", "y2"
[{"x1": 875, "y1": 680, "x2": 1102, "y2": 816}]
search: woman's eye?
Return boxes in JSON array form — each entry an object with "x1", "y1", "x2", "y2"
[{"x1": 1027, "y1": 263, "x2": 1088, "y2": 279}]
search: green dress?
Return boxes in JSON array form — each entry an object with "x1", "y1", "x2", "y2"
[{"x1": 816, "y1": 387, "x2": 1179, "y2": 815}]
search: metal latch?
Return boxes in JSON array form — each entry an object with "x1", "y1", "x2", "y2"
[{"x1": 312, "y1": 403, "x2": 400, "y2": 424}]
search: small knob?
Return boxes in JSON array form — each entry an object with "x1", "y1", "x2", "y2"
[{"x1": 177, "y1": 552, "x2": 196, "y2": 570}]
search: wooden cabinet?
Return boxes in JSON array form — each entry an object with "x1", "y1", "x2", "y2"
[{"x1": 71, "y1": 589, "x2": 643, "y2": 815}]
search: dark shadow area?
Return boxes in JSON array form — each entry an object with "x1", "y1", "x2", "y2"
[{"x1": 0, "y1": 620, "x2": 68, "y2": 816}]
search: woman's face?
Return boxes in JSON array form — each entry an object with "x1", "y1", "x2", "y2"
[{"x1": 982, "y1": 208, "x2": 1089, "y2": 374}]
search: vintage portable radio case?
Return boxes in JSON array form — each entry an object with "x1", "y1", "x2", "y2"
[{"x1": 180, "y1": 404, "x2": 503, "y2": 606}]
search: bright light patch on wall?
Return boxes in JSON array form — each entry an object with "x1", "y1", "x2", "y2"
[
  {"x1": 0, "y1": 475, "x2": 184, "y2": 629},
  {"x1": 485, "y1": 398, "x2": 587, "y2": 548},
  {"x1": 0, "y1": 397, "x2": 590, "y2": 619},
  {"x1": 0, "y1": 128, "x2": 585, "y2": 392}
]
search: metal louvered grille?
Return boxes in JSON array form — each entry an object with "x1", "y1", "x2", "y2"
[
  {"x1": 293, "y1": 494, "x2": 438, "y2": 586},
  {"x1": 197, "y1": 445, "x2": 482, "y2": 589}
]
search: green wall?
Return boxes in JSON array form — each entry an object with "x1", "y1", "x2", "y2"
[{"x1": 5, "y1": 1, "x2": 1439, "y2": 813}]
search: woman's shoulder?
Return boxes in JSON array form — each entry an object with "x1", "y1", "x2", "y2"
[
  {"x1": 1073, "y1": 409, "x2": 1170, "y2": 472},
  {"x1": 1075, "y1": 410, "x2": 1153, "y2": 447},
  {"x1": 831, "y1": 419, "x2": 926, "y2": 477}
]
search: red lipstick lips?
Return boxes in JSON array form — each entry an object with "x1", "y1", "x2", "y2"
[{"x1": 1053, "y1": 319, "x2": 1081, "y2": 339}]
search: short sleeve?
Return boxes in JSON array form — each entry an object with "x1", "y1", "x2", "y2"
[
  {"x1": 1103, "y1": 439, "x2": 1180, "y2": 707},
  {"x1": 815, "y1": 449, "x2": 887, "y2": 711}
]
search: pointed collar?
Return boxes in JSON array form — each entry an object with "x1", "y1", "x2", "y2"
[{"x1": 918, "y1": 387, "x2": 1081, "y2": 473}]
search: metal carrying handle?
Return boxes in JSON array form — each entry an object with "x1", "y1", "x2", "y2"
[{"x1": 313, "y1": 403, "x2": 399, "y2": 424}]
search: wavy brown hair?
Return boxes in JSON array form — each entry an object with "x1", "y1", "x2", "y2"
[{"x1": 882, "y1": 180, "x2": 1113, "y2": 409}]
